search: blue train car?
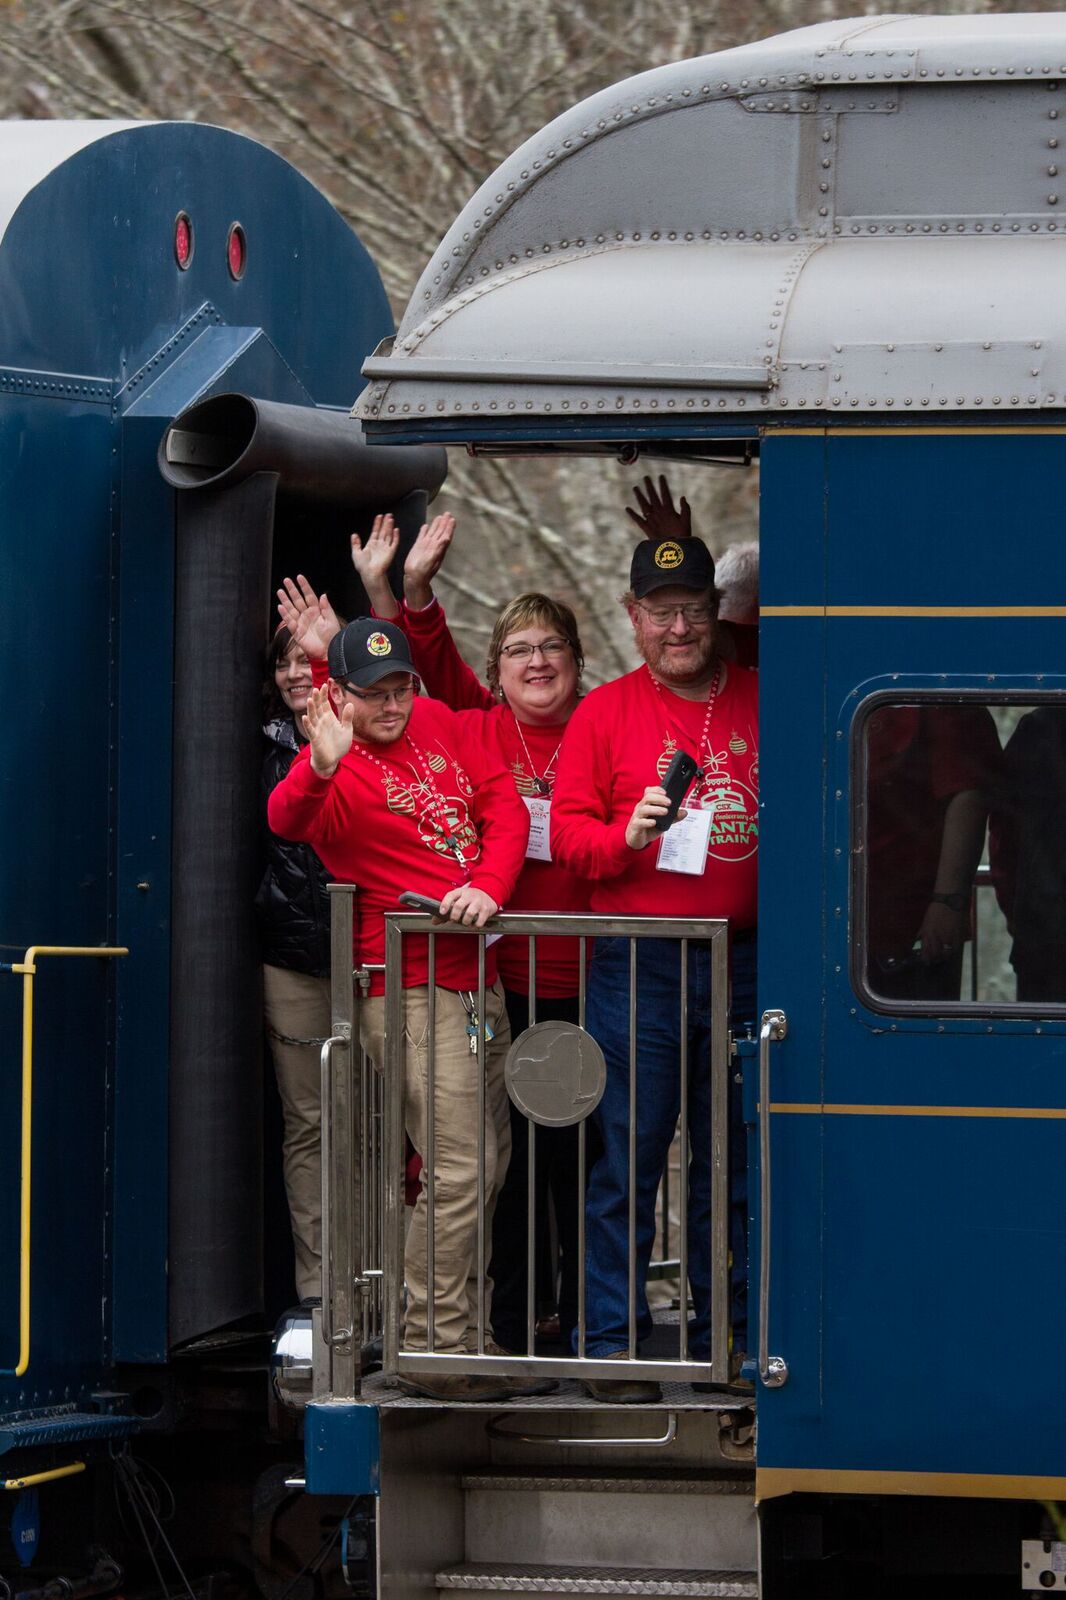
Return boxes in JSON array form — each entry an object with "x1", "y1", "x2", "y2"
[
  {"x1": 0, "y1": 120, "x2": 442, "y2": 1588},
  {"x1": 354, "y1": 13, "x2": 1066, "y2": 1596},
  {"x1": 6, "y1": 15, "x2": 1066, "y2": 1598}
]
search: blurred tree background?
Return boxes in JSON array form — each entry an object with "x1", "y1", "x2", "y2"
[{"x1": 0, "y1": 0, "x2": 1048, "y2": 676}]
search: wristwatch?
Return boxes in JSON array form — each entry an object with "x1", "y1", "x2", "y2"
[{"x1": 930, "y1": 891, "x2": 968, "y2": 912}]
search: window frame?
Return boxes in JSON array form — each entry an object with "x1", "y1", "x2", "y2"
[{"x1": 850, "y1": 685, "x2": 1066, "y2": 1020}]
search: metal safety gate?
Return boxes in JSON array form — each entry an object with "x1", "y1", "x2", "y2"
[{"x1": 316, "y1": 886, "x2": 733, "y2": 1399}]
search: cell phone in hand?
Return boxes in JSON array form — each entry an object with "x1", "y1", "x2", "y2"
[
  {"x1": 651, "y1": 750, "x2": 704, "y2": 835},
  {"x1": 399, "y1": 891, "x2": 445, "y2": 916}
]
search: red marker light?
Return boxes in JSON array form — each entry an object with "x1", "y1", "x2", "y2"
[
  {"x1": 227, "y1": 223, "x2": 246, "y2": 280},
  {"x1": 174, "y1": 212, "x2": 193, "y2": 270}
]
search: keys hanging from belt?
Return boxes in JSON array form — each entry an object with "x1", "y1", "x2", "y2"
[{"x1": 461, "y1": 991, "x2": 495, "y2": 1055}]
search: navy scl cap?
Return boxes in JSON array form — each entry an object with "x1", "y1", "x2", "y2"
[
  {"x1": 629, "y1": 536, "x2": 716, "y2": 599},
  {"x1": 328, "y1": 617, "x2": 417, "y2": 688}
]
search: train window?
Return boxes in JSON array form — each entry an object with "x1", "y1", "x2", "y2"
[{"x1": 854, "y1": 696, "x2": 1066, "y2": 1015}]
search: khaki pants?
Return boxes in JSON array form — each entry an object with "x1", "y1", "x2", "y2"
[
  {"x1": 263, "y1": 963, "x2": 331, "y2": 1302},
  {"x1": 361, "y1": 982, "x2": 511, "y2": 1354}
]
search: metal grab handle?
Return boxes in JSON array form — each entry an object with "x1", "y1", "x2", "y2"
[
  {"x1": 0, "y1": 945, "x2": 128, "y2": 1378},
  {"x1": 758, "y1": 1009, "x2": 789, "y2": 1388},
  {"x1": 486, "y1": 1412, "x2": 678, "y2": 1449},
  {"x1": 320, "y1": 1034, "x2": 352, "y2": 1348}
]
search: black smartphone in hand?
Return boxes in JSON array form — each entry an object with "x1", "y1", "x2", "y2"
[
  {"x1": 399, "y1": 891, "x2": 445, "y2": 915},
  {"x1": 651, "y1": 750, "x2": 704, "y2": 835}
]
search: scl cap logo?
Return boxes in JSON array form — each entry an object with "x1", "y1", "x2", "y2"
[
  {"x1": 653, "y1": 541, "x2": 685, "y2": 570},
  {"x1": 367, "y1": 632, "x2": 392, "y2": 657}
]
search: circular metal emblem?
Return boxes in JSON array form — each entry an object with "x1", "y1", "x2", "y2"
[
  {"x1": 504, "y1": 1020, "x2": 607, "y2": 1128},
  {"x1": 653, "y1": 540, "x2": 685, "y2": 570},
  {"x1": 367, "y1": 631, "x2": 392, "y2": 656}
]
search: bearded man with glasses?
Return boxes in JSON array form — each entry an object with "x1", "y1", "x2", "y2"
[
  {"x1": 268, "y1": 612, "x2": 544, "y2": 1402},
  {"x1": 551, "y1": 509, "x2": 759, "y2": 1402}
]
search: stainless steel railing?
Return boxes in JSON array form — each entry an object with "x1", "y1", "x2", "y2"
[{"x1": 315, "y1": 893, "x2": 734, "y2": 1396}]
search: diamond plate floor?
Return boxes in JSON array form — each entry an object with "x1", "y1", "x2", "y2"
[
  {"x1": 362, "y1": 1372, "x2": 753, "y2": 1411},
  {"x1": 436, "y1": 1563, "x2": 758, "y2": 1597}
]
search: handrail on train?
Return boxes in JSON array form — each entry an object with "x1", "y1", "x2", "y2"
[{"x1": 0, "y1": 946, "x2": 128, "y2": 1378}]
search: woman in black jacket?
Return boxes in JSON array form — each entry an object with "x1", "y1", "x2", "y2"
[{"x1": 256, "y1": 625, "x2": 332, "y2": 1303}]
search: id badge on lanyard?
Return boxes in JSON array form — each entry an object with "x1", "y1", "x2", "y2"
[
  {"x1": 523, "y1": 795, "x2": 552, "y2": 862},
  {"x1": 656, "y1": 803, "x2": 714, "y2": 875}
]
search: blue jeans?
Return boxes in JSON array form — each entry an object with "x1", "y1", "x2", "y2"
[{"x1": 578, "y1": 936, "x2": 754, "y2": 1359}]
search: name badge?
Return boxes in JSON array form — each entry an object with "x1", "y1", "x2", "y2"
[
  {"x1": 523, "y1": 796, "x2": 552, "y2": 862},
  {"x1": 656, "y1": 805, "x2": 713, "y2": 875}
]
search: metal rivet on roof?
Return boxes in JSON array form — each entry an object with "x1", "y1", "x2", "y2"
[
  {"x1": 921, "y1": 396, "x2": 930, "y2": 405},
  {"x1": 975, "y1": 223, "x2": 984, "y2": 232},
  {"x1": 1026, "y1": 66, "x2": 1034, "y2": 75},
  {"x1": 992, "y1": 222, "x2": 1002, "y2": 231},
  {"x1": 819, "y1": 207, "x2": 828, "y2": 217},
  {"x1": 922, "y1": 223, "x2": 931, "y2": 232},
  {"x1": 1011, "y1": 396, "x2": 1020, "y2": 404},
  {"x1": 1050, "y1": 138, "x2": 1060, "y2": 148},
  {"x1": 822, "y1": 130, "x2": 831, "y2": 142},
  {"x1": 1007, "y1": 66, "x2": 1015, "y2": 74},
  {"x1": 936, "y1": 68, "x2": 945, "y2": 77},
  {"x1": 821, "y1": 158, "x2": 832, "y2": 169},
  {"x1": 1051, "y1": 109, "x2": 1061, "y2": 120},
  {"x1": 1011, "y1": 222, "x2": 1021, "y2": 231}
]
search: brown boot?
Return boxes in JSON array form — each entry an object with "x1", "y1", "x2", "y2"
[
  {"x1": 397, "y1": 1371, "x2": 539, "y2": 1402},
  {"x1": 483, "y1": 1338, "x2": 557, "y2": 1397},
  {"x1": 581, "y1": 1351, "x2": 662, "y2": 1404}
]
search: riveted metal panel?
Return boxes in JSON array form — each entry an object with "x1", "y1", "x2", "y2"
[{"x1": 360, "y1": 14, "x2": 1066, "y2": 433}]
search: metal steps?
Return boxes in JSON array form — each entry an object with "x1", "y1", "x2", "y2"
[
  {"x1": 435, "y1": 1564, "x2": 758, "y2": 1598},
  {"x1": 430, "y1": 1464, "x2": 758, "y2": 1600}
]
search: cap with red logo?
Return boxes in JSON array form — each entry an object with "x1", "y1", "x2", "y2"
[{"x1": 328, "y1": 616, "x2": 417, "y2": 687}]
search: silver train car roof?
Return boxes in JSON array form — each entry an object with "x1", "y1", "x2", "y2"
[{"x1": 356, "y1": 13, "x2": 1066, "y2": 446}]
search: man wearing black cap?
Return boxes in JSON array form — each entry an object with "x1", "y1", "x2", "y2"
[
  {"x1": 551, "y1": 521, "x2": 758, "y2": 1401},
  {"x1": 269, "y1": 612, "x2": 540, "y2": 1402}
]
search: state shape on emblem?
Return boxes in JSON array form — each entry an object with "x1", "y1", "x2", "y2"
[{"x1": 505, "y1": 1020, "x2": 607, "y2": 1127}]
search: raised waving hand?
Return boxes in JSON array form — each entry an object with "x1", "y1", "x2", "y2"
[
  {"x1": 404, "y1": 513, "x2": 456, "y2": 611},
  {"x1": 625, "y1": 475, "x2": 692, "y2": 541},
  {"x1": 277, "y1": 574, "x2": 342, "y2": 660},
  {"x1": 350, "y1": 514, "x2": 401, "y2": 620},
  {"x1": 305, "y1": 682, "x2": 353, "y2": 777}
]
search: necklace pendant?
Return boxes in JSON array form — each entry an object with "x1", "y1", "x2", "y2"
[{"x1": 532, "y1": 777, "x2": 551, "y2": 796}]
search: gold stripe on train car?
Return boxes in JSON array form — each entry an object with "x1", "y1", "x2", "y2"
[
  {"x1": 761, "y1": 604, "x2": 1066, "y2": 617},
  {"x1": 769, "y1": 1103, "x2": 1066, "y2": 1119},
  {"x1": 757, "y1": 1467, "x2": 1066, "y2": 1502}
]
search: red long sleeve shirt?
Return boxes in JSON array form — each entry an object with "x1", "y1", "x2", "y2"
[
  {"x1": 399, "y1": 599, "x2": 589, "y2": 996},
  {"x1": 267, "y1": 695, "x2": 530, "y2": 996},
  {"x1": 551, "y1": 662, "x2": 759, "y2": 928}
]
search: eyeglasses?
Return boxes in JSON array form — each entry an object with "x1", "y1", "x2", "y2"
[
  {"x1": 498, "y1": 638, "x2": 571, "y2": 662},
  {"x1": 636, "y1": 601, "x2": 714, "y2": 627},
  {"x1": 343, "y1": 681, "x2": 415, "y2": 707}
]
